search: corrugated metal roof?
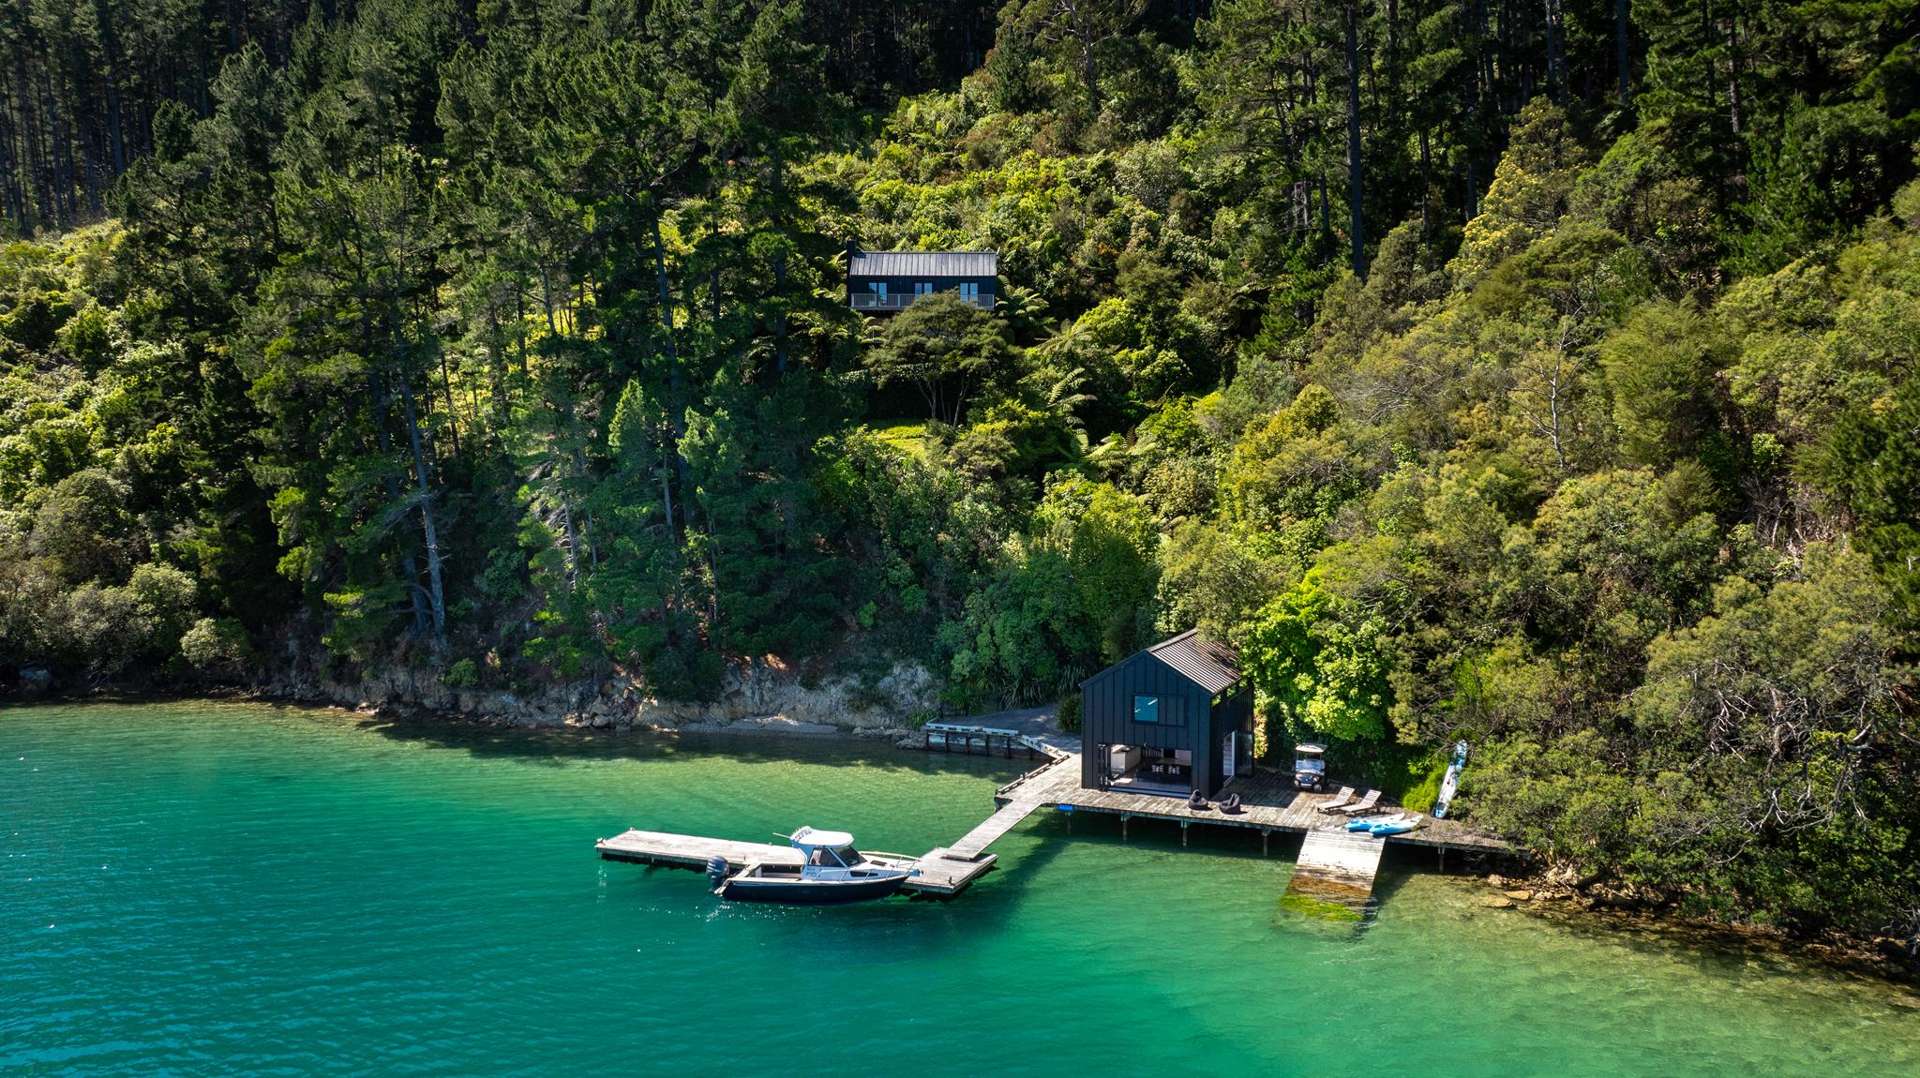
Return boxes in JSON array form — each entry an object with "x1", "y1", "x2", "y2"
[
  {"x1": 1146, "y1": 629, "x2": 1242, "y2": 695},
  {"x1": 848, "y1": 250, "x2": 999, "y2": 278}
]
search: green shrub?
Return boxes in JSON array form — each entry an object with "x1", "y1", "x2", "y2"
[
  {"x1": 1056, "y1": 693, "x2": 1081, "y2": 732},
  {"x1": 179, "y1": 617, "x2": 254, "y2": 678},
  {"x1": 444, "y1": 657, "x2": 479, "y2": 688},
  {"x1": 1399, "y1": 756, "x2": 1449, "y2": 813},
  {"x1": 128, "y1": 563, "x2": 197, "y2": 648}
]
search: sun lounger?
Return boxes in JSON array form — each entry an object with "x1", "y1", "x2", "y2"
[
  {"x1": 1315, "y1": 786, "x2": 1356, "y2": 813},
  {"x1": 1338, "y1": 789, "x2": 1383, "y2": 816}
]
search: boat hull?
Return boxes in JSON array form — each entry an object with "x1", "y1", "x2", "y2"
[{"x1": 716, "y1": 873, "x2": 908, "y2": 905}]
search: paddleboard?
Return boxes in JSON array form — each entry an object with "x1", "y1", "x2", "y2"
[{"x1": 1432, "y1": 740, "x2": 1469, "y2": 819}]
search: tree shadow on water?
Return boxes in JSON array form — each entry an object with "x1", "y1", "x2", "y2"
[{"x1": 353, "y1": 712, "x2": 1029, "y2": 781}]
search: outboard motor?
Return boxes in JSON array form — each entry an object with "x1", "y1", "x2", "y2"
[{"x1": 705, "y1": 855, "x2": 732, "y2": 888}]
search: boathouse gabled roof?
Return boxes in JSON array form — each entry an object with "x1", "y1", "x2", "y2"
[
  {"x1": 1080, "y1": 628, "x2": 1243, "y2": 696},
  {"x1": 1145, "y1": 629, "x2": 1242, "y2": 695},
  {"x1": 848, "y1": 250, "x2": 999, "y2": 278}
]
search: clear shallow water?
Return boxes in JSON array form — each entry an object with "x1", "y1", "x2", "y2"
[{"x1": 4, "y1": 701, "x2": 1918, "y2": 1076}]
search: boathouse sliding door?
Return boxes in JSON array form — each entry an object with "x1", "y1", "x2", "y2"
[{"x1": 1204, "y1": 688, "x2": 1254, "y2": 794}]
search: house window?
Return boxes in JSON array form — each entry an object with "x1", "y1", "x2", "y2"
[
  {"x1": 958, "y1": 282, "x2": 979, "y2": 302},
  {"x1": 914, "y1": 281, "x2": 934, "y2": 296},
  {"x1": 1132, "y1": 694, "x2": 1161, "y2": 724},
  {"x1": 869, "y1": 282, "x2": 888, "y2": 302}
]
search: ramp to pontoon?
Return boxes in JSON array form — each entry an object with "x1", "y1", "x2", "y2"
[
  {"x1": 947, "y1": 798, "x2": 1045, "y2": 859},
  {"x1": 1282, "y1": 828, "x2": 1388, "y2": 914}
]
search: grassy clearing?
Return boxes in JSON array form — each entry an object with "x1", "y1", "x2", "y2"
[{"x1": 868, "y1": 419, "x2": 934, "y2": 461}]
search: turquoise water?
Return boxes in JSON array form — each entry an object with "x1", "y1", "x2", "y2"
[{"x1": 4, "y1": 701, "x2": 1918, "y2": 1075}]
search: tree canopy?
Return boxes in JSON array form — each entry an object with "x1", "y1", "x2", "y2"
[{"x1": 2, "y1": 0, "x2": 1918, "y2": 948}]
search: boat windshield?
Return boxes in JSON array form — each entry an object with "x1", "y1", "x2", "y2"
[{"x1": 805, "y1": 846, "x2": 862, "y2": 867}]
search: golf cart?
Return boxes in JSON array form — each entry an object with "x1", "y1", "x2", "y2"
[{"x1": 1293, "y1": 742, "x2": 1328, "y2": 791}]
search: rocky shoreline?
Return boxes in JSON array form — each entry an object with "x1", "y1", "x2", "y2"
[
  {"x1": 276, "y1": 657, "x2": 941, "y2": 740},
  {"x1": 0, "y1": 655, "x2": 948, "y2": 742},
  {"x1": 1476, "y1": 873, "x2": 1920, "y2": 985},
  {"x1": 10, "y1": 670, "x2": 1916, "y2": 986}
]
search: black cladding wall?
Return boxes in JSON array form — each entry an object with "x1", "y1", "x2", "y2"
[{"x1": 1077, "y1": 649, "x2": 1250, "y2": 797}]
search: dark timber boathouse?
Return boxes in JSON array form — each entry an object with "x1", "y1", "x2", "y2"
[{"x1": 1079, "y1": 629, "x2": 1254, "y2": 799}]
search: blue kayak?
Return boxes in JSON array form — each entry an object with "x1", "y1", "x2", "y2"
[
  {"x1": 1347, "y1": 813, "x2": 1417, "y2": 834},
  {"x1": 1369, "y1": 816, "x2": 1420, "y2": 836}
]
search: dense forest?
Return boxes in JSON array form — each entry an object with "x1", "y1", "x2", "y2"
[{"x1": 2, "y1": 0, "x2": 1917, "y2": 949}]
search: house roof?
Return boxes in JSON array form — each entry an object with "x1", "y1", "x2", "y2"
[
  {"x1": 1145, "y1": 629, "x2": 1242, "y2": 695},
  {"x1": 848, "y1": 250, "x2": 999, "y2": 278}
]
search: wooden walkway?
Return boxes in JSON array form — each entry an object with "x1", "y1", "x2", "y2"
[
  {"x1": 1282, "y1": 829, "x2": 1391, "y2": 915},
  {"x1": 947, "y1": 768, "x2": 1059, "y2": 858},
  {"x1": 596, "y1": 830, "x2": 998, "y2": 897},
  {"x1": 1026, "y1": 761, "x2": 1510, "y2": 856},
  {"x1": 596, "y1": 750, "x2": 1081, "y2": 898},
  {"x1": 919, "y1": 722, "x2": 1048, "y2": 760},
  {"x1": 1294, "y1": 828, "x2": 1388, "y2": 882},
  {"x1": 597, "y1": 738, "x2": 1512, "y2": 906},
  {"x1": 947, "y1": 799, "x2": 1039, "y2": 859}
]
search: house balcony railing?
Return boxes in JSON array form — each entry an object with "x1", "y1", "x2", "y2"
[{"x1": 850, "y1": 290, "x2": 994, "y2": 312}]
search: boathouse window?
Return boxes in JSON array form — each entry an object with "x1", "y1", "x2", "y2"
[
  {"x1": 869, "y1": 282, "x2": 888, "y2": 302},
  {"x1": 958, "y1": 282, "x2": 979, "y2": 302},
  {"x1": 914, "y1": 281, "x2": 933, "y2": 296},
  {"x1": 1132, "y1": 694, "x2": 1161, "y2": 724}
]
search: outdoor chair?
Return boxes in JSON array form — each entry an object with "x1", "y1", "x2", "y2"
[
  {"x1": 1337, "y1": 789, "x2": 1383, "y2": 816},
  {"x1": 1315, "y1": 786, "x2": 1357, "y2": 813}
]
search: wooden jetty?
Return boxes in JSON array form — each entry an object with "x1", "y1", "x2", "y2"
[
  {"x1": 947, "y1": 761, "x2": 1061, "y2": 859},
  {"x1": 596, "y1": 829, "x2": 999, "y2": 896},
  {"x1": 1283, "y1": 828, "x2": 1389, "y2": 914},
  {"x1": 997, "y1": 748, "x2": 1508, "y2": 908},
  {"x1": 597, "y1": 741, "x2": 1072, "y2": 898},
  {"x1": 1011, "y1": 756, "x2": 1507, "y2": 856},
  {"x1": 919, "y1": 722, "x2": 1046, "y2": 760},
  {"x1": 597, "y1": 738, "x2": 1510, "y2": 907},
  {"x1": 1294, "y1": 828, "x2": 1389, "y2": 883}
]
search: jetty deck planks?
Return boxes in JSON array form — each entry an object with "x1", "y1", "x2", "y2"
[
  {"x1": 596, "y1": 743, "x2": 1508, "y2": 903},
  {"x1": 946, "y1": 799, "x2": 1042, "y2": 860},
  {"x1": 595, "y1": 830, "x2": 997, "y2": 896},
  {"x1": 1031, "y1": 760, "x2": 1511, "y2": 855},
  {"x1": 1293, "y1": 828, "x2": 1388, "y2": 884},
  {"x1": 596, "y1": 830, "x2": 803, "y2": 870},
  {"x1": 901, "y1": 848, "x2": 998, "y2": 894}
]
